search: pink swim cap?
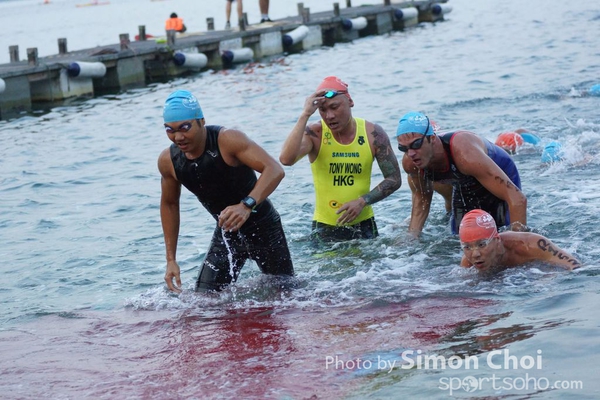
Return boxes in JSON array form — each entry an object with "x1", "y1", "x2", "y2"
[
  {"x1": 316, "y1": 76, "x2": 352, "y2": 101},
  {"x1": 459, "y1": 209, "x2": 499, "y2": 243}
]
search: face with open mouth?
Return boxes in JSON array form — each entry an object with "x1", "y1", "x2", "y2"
[
  {"x1": 317, "y1": 91, "x2": 353, "y2": 136},
  {"x1": 461, "y1": 236, "x2": 502, "y2": 272}
]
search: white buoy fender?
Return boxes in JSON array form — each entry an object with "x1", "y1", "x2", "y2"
[
  {"x1": 432, "y1": 3, "x2": 453, "y2": 16},
  {"x1": 282, "y1": 25, "x2": 309, "y2": 47},
  {"x1": 341, "y1": 16, "x2": 368, "y2": 31},
  {"x1": 0, "y1": 78, "x2": 5, "y2": 94},
  {"x1": 66, "y1": 61, "x2": 106, "y2": 78},
  {"x1": 221, "y1": 48, "x2": 254, "y2": 64},
  {"x1": 173, "y1": 52, "x2": 208, "y2": 69},
  {"x1": 394, "y1": 7, "x2": 418, "y2": 21}
]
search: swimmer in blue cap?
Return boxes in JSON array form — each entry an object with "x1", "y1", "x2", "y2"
[
  {"x1": 396, "y1": 111, "x2": 528, "y2": 237},
  {"x1": 158, "y1": 89, "x2": 294, "y2": 293},
  {"x1": 540, "y1": 141, "x2": 564, "y2": 163}
]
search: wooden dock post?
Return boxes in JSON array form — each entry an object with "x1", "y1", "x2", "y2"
[
  {"x1": 119, "y1": 34, "x2": 131, "y2": 50},
  {"x1": 346, "y1": 0, "x2": 352, "y2": 8},
  {"x1": 166, "y1": 30, "x2": 176, "y2": 46},
  {"x1": 297, "y1": 3, "x2": 304, "y2": 16},
  {"x1": 207, "y1": 18, "x2": 215, "y2": 31},
  {"x1": 333, "y1": 3, "x2": 340, "y2": 17},
  {"x1": 138, "y1": 26, "x2": 147, "y2": 41},
  {"x1": 58, "y1": 38, "x2": 68, "y2": 55},
  {"x1": 27, "y1": 48, "x2": 38, "y2": 66},
  {"x1": 9, "y1": 45, "x2": 19, "y2": 63},
  {"x1": 240, "y1": 13, "x2": 247, "y2": 31},
  {"x1": 302, "y1": 8, "x2": 310, "y2": 23},
  {"x1": 384, "y1": 0, "x2": 391, "y2": 6}
]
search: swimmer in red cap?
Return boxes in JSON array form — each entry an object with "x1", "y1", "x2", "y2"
[
  {"x1": 280, "y1": 76, "x2": 401, "y2": 242},
  {"x1": 494, "y1": 131, "x2": 524, "y2": 154},
  {"x1": 459, "y1": 209, "x2": 581, "y2": 273}
]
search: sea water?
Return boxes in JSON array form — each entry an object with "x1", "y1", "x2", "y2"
[{"x1": 0, "y1": 0, "x2": 599, "y2": 398}]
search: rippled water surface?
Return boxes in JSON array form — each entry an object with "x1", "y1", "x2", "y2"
[{"x1": 1, "y1": 0, "x2": 599, "y2": 398}]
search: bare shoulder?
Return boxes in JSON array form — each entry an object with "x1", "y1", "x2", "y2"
[
  {"x1": 451, "y1": 131, "x2": 495, "y2": 173},
  {"x1": 306, "y1": 121, "x2": 322, "y2": 139},
  {"x1": 367, "y1": 121, "x2": 392, "y2": 144},
  {"x1": 158, "y1": 147, "x2": 174, "y2": 176},
  {"x1": 450, "y1": 131, "x2": 486, "y2": 153},
  {"x1": 218, "y1": 127, "x2": 250, "y2": 144}
]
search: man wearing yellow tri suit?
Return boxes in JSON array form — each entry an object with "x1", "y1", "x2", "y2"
[{"x1": 280, "y1": 76, "x2": 401, "y2": 242}]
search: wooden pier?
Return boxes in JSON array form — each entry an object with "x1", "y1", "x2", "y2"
[{"x1": 0, "y1": 1, "x2": 451, "y2": 120}]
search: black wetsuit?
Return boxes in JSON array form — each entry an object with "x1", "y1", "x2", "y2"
[
  {"x1": 424, "y1": 131, "x2": 522, "y2": 233},
  {"x1": 170, "y1": 125, "x2": 294, "y2": 291}
]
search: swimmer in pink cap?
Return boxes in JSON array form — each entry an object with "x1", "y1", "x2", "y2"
[
  {"x1": 279, "y1": 76, "x2": 401, "y2": 242},
  {"x1": 459, "y1": 209, "x2": 581, "y2": 273}
]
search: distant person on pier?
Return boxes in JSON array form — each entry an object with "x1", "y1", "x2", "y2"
[
  {"x1": 280, "y1": 76, "x2": 402, "y2": 242},
  {"x1": 259, "y1": 0, "x2": 272, "y2": 23},
  {"x1": 158, "y1": 90, "x2": 294, "y2": 293},
  {"x1": 225, "y1": 0, "x2": 244, "y2": 29},
  {"x1": 165, "y1": 12, "x2": 187, "y2": 33},
  {"x1": 459, "y1": 209, "x2": 581, "y2": 273},
  {"x1": 395, "y1": 111, "x2": 527, "y2": 238}
]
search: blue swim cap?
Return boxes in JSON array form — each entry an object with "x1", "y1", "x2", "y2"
[
  {"x1": 163, "y1": 90, "x2": 204, "y2": 123},
  {"x1": 395, "y1": 111, "x2": 432, "y2": 137},
  {"x1": 541, "y1": 141, "x2": 563, "y2": 163},
  {"x1": 589, "y1": 84, "x2": 600, "y2": 96},
  {"x1": 519, "y1": 132, "x2": 541, "y2": 146}
]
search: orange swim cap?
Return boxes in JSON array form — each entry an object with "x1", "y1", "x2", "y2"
[
  {"x1": 459, "y1": 209, "x2": 499, "y2": 243},
  {"x1": 316, "y1": 76, "x2": 352, "y2": 101},
  {"x1": 495, "y1": 132, "x2": 524, "y2": 153}
]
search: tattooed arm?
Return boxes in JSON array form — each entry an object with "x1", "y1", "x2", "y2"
[
  {"x1": 532, "y1": 235, "x2": 581, "y2": 270},
  {"x1": 362, "y1": 123, "x2": 402, "y2": 205},
  {"x1": 503, "y1": 232, "x2": 582, "y2": 270}
]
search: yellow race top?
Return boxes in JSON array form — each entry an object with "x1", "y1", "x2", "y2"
[{"x1": 310, "y1": 117, "x2": 374, "y2": 225}]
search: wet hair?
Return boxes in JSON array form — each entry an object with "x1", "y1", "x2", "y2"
[{"x1": 170, "y1": 12, "x2": 178, "y2": 18}]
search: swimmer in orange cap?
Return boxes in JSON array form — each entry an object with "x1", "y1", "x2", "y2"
[
  {"x1": 494, "y1": 131, "x2": 524, "y2": 154},
  {"x1": 280, "y1": 76, "x2": 401, "y2": 242},
  {"x1": 459, "y1": 209, "x2": 581, "y2": 273}
]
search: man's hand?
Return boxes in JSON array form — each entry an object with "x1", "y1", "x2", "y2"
[
  {"x1": 336, "y1": 197, "x2": 367, "y2": 225},
  {"x1": 165, "y1": 260, "x2": 182, "y2": 293},
  {"x1": 218, "y1": 204, "x2": 252, "y2": 232}
]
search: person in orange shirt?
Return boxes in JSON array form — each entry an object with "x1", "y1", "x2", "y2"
[{"x1": 165, "y1": 12, "x2": 187, "y2": 33}]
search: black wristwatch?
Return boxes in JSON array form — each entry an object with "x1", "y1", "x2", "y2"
[{"x1": 241, "y1": 196, "x2": 257, "y2": 210}]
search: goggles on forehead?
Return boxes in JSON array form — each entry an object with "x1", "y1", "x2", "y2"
[{"x1": 323, "y1": 90, "x2": 347, "y2": 99}]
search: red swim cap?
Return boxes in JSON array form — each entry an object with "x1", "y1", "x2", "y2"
[
  {"x1": 459, "y1": 209, "x2": 499, "y2": 243},
  {"x1": 316, "y1": 76, "x2": 352, "y2": 101},
  {"x1": 495, "y1": 132, "x2": 524, "y2": 153}
]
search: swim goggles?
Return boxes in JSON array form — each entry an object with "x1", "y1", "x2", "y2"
[{"x1": 397, "y1": 117, "x2": 430, "y2": 152}]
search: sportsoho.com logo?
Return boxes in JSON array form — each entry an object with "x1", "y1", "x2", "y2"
[
  {"x1": 437, "y1": 349, "x2": 583, "y2": 395},
  {"x1": 439, "y1": 374, "x2": 583, "y2": 395}
]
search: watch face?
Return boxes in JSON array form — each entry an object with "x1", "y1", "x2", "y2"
[{"x1": 243, "y1": 196, "x2": 256, "y2": 209}]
